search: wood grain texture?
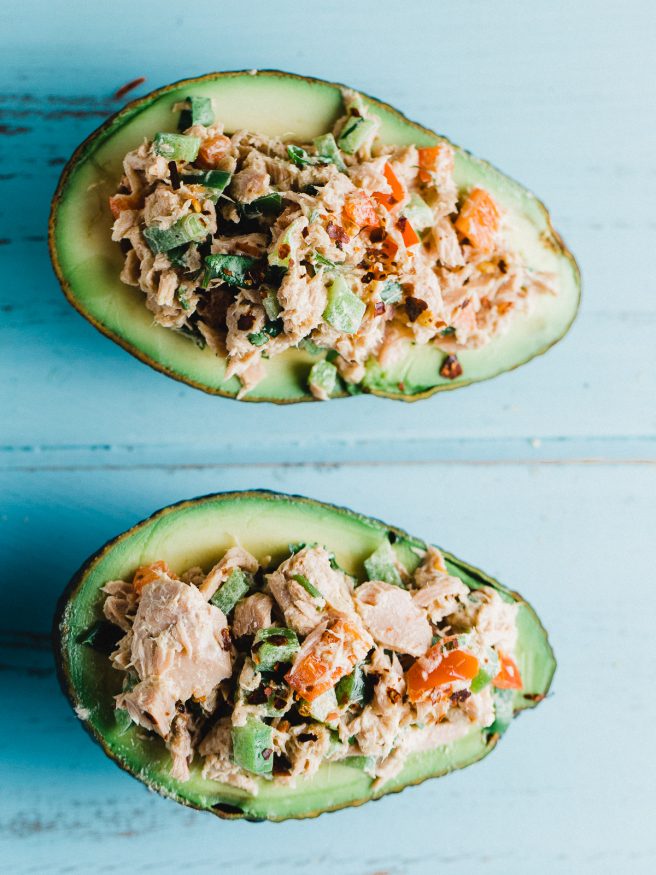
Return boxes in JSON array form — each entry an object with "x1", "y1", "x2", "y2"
[{"x1": 1, "y1": 0, "x2": 655, "y2": 871}]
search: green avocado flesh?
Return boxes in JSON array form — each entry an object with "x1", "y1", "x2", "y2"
[
  {"x1": 55, "y1": 490, "x2": 556, "y2": 821},
  {"x1": 50, "y1": 70, "x2": 580, "y2": 403}
]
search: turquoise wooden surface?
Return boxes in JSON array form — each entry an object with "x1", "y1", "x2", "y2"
[{"x1": 1, "y1": 1, "x2": 654, "y2": 872}]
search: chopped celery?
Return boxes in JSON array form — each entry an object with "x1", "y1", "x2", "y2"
[
  {"x1": 292, "y1": 573, "x2": 323, "y2": 600},
  {"x1": 182, "y1": 169, "x2": 231, "y2": 199},
  {"x1": 153, "y1": 132, "x2": 201, "y2": 162},
  {"x1": 268, "y1": 217, "x2": 305, "y2": 268},
  {"x1": 253, "y1": 627, "x2": 300, "y2": 672},
  {"x1": 239, "y1": 192, "x2": 283, "y2": 219},
  {"x1": 380, "y1": 279, "x2": 403, "y2": 305},
  {"x1": 404, "y1": 193, "x2": 434, "y2": 230},
  {"x1": 335, "y1": 665, "x2": 365, "y2": 707},
  {"x1": 364, "y1": 540, "x2": 403, "y2": 586},
  {"x1": 304, "y1": 688, "x2": 339, "y2": 725},
  {"x1": 262, "y1": 290, "x2": 281, "y2": 321},
  {"x1": 313, "y1": 133, "x2": 346, "y2": 171},
  {"x1": 178, "y1": 95, "x2": 214, "y2": 130},
  {"x1": 203, "y1": 253, "x2": 259, "y2": 288},
  {"x1": 300, "y1": 338, "x2": 323, "y2": 356},
  {"x1": 489, "y1": 689, "x2": 515, "y2": 735},
  {"x1": 323, "y1": 276, "x2": 366, "y2": 334},
  {"x1": 470, "y1": 649, "x2": 500, "y2": 693},
  {"x1": 210, "y1": 568, "x2": 252, "y2": 615},
  {"x1": 308, "y1": 360, "x2": 337, "y2": 398},
  {"x1": 248, "y1": 319, "x2": 284, "y2": 347},
  {"x1": 232, "y1": 718, "x2": 274, "y2": 775},
  {"x1": 144, "y1": 213, "x2": 211, "y2": 254},
  {"x1": 338, "y1": 117, "x2": 377, "y2": 154}
]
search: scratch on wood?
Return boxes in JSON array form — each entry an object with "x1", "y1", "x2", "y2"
[{"x1": 0, "y1": 124, "x2": 30, "y2": 135}]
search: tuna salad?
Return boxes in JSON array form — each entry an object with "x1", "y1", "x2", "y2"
[
  {"x1": 100, "y1": 541, "x2": 523, "y2": 792},
  {"x1": 109, "y1": 91, "x2": 555, "y2": 399}
]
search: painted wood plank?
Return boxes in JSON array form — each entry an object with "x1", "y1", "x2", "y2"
[{"x1": 1, "y1": 461, "x2": 654, "y2": 872}]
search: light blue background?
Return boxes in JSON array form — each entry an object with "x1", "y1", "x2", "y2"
[{"x1": 1, "y1": 1, "x2": 654, "y2": 872}]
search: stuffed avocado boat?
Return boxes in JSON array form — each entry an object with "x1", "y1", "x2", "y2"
[
  {"x1": 55, "y1": 490, "x2": 555, "y2": 820},
  {"x1": 49, "y1": 71, "x2": 579, "y2": 402}
]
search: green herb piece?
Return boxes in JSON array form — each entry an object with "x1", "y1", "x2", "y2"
[
  {"x1": 323, "y1": 275, "x2": 366, "y2": 334},
  {"x1": 248, "y1": 319, "x2": 284, "y2": 346},
  {"x1": 292, "y1": 573, "x2": 323, "y2": 600},
  {"x1": 308, "y1": 360, "x2": 337, "y2": 398},
  {"x1": 287, "y1": 144, "x2": 329, "y2": 168},
  {"x1": 253, "y1": 627, "x2": 300, "y2": 672},
  {"x1": 312, "y1": 133, "x2": 346, "y2": 171},
  {"x1": 232, "y1": 719, "x2": 274, "y2": 775},
  {"x1": 144, "y1": 213, "x2": 211, "y2": 254},
  {"x1": 203, "y1": 253, "x2": 259, "y2": 288},
  {"x1": 239, "y1": 192, "x2": 283, "y2": 219},
  {"x1": 380, "y1": 279, "x2": 403, "y2": 305},
  {"x1": 153, "y1": 132, "x2": 201, "y2": 162},
  {"x1": 311, "y1": 251, "x2": 347, "y2": 272},
  {"x1": 178, "y1": 95, "x2": 215, "y2": 130},
  {"x1": 210, "y1": 568, "x2": 252, "y2": 615},
  {"x1": 364, "y1": 541, "x2": 404, "y2": 586},
  {"x1": 335, "y1": 665, "x2": 366, "y2": 707}
]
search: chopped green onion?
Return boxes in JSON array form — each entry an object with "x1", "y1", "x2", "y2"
[
  {"x1": 311, "y1": 251, "x2": 348, "y2": 272},
  {"x1": 239, "y1": 192, "x2": 283, "y2": 219},
  {"x1": 253, "y1": 627, "x2": 300, "y2": 672},
  {"x1": 308, "y1": 360, "x2": 337, "y2": 398},
  {"x1": 182, "y1": 169, "x2": 231, "y2": 199},
  {"x1": 143, "y1": 213, "x2": 211, "y2": 254},
  {"x1": 335, "y1": 665, "x2": 366, "y2": 707},
  {"x1": 312, "y1": 133, "x2": 346, "y2": 171},
  {"x1": 232, "y1": 719, "x2": 274, "y2": 775},
  {"x1": 178, "y1": 95, "x2": 214, "y2": 130},
  {"x1": 380, "y1": 279, "x2": 403, "y2": 305},
  {"x1": 364, "y1": 541, "x2": 404, "y2": 586},
  {"x1": 210, "y1": 568, "x2": 252, "y2": 615},
  {"x1": 292, "y1": 573, "x2": 323, "y2": 600},
  {"x1": 153, "y1": 132, "x2": 201, "y2": 162},
  {"x1": 337, "y1": 117, "x2": 377, "y2": 154},
  {"x1": 203, "y1": 253, "x2": 259, "y2": 288},
  {"x1": 323, "y1": 275, "x2": 365, "y2": 334},
  {"x1": 262, "y1": 290, "x2": 281, "y2": 321}
]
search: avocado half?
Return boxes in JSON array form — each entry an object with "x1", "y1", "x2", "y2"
[
  {"x1": 54, "y1": 490, "x2": 556, "y2": 821},
  {"x1": 49, "y1": 70, "x2": 580, "y2": 403}
]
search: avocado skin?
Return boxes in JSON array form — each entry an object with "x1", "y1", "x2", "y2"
[
  {"x1": 53, "y1": 490, "x2": 556, "y2": 821},
  {"x1": 48, "y1": 70, "x2": 581, "y2": 404}
]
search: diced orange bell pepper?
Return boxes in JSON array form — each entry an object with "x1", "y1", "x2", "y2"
[
  {"x1": 493, "y1": 651, "x2": 523, "y2": 690},
  {"x1": 454, "y1": 187, "x2": 500, "y2": 252},
  {"x1": 197, "y1": 134, "x2": 232, "y2": 169},
  {"x1": 397, "y1": 217, "x2": 420, "y2": 248},
  {"x1": 108, "y1": 193, "x2": 141, "y2": 219},
  {"x1": 406, "y1": 644, "x2": 479, "y2": 703},
  {"x1": 342, "y1": 191, "x2": 380, "y2": 229},
  {"x1": 417, "y1": 143, "x2": 454, "y2": 183},
  {"x1": 380, "y1": 236, "x2": 398, "y2": 260},
  {"x1": 132, "y1": 560, "x2": 172, "y2": 593},
  {"x1": 285, "y1": 616, "x2": 371, "y2": 702},
  {"x1": 373, "y1": 162, "x2": 405, "y2": 211}
]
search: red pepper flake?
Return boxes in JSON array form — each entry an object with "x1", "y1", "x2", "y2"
[
  {"x1": 168, "y1": 161, "x2": 180, "y2": 191},
  {"x1": 450, "y1": 689, "x2": 472, "y2": 704},
  {"x1": 261, "y1": 748, "x2": 273, "y2": 761},
  {"x1": 220, "y1": 628, "x2": 232, "y2": 651},
  {"x1": 440, "y1": 354, "x2": 463, "y2": 380},
  {"x1": 405, "y1": 296, "x2": 428, "y2": 322},
  {"x1": 326, "y1": 222, "x2": 349, "y2": 246},
  {"x1": 278, "y1": 243, "x2": 291, "y2": 260},
  {"x1": 374, "y1": 301, "x2": 386, "y2": 316},
  {"x1": 113, "y1": 77, "x2": 146, "y2": 101},
  {"x1": 237, "y1": 314, "x2": 255, "y2": 331}
]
